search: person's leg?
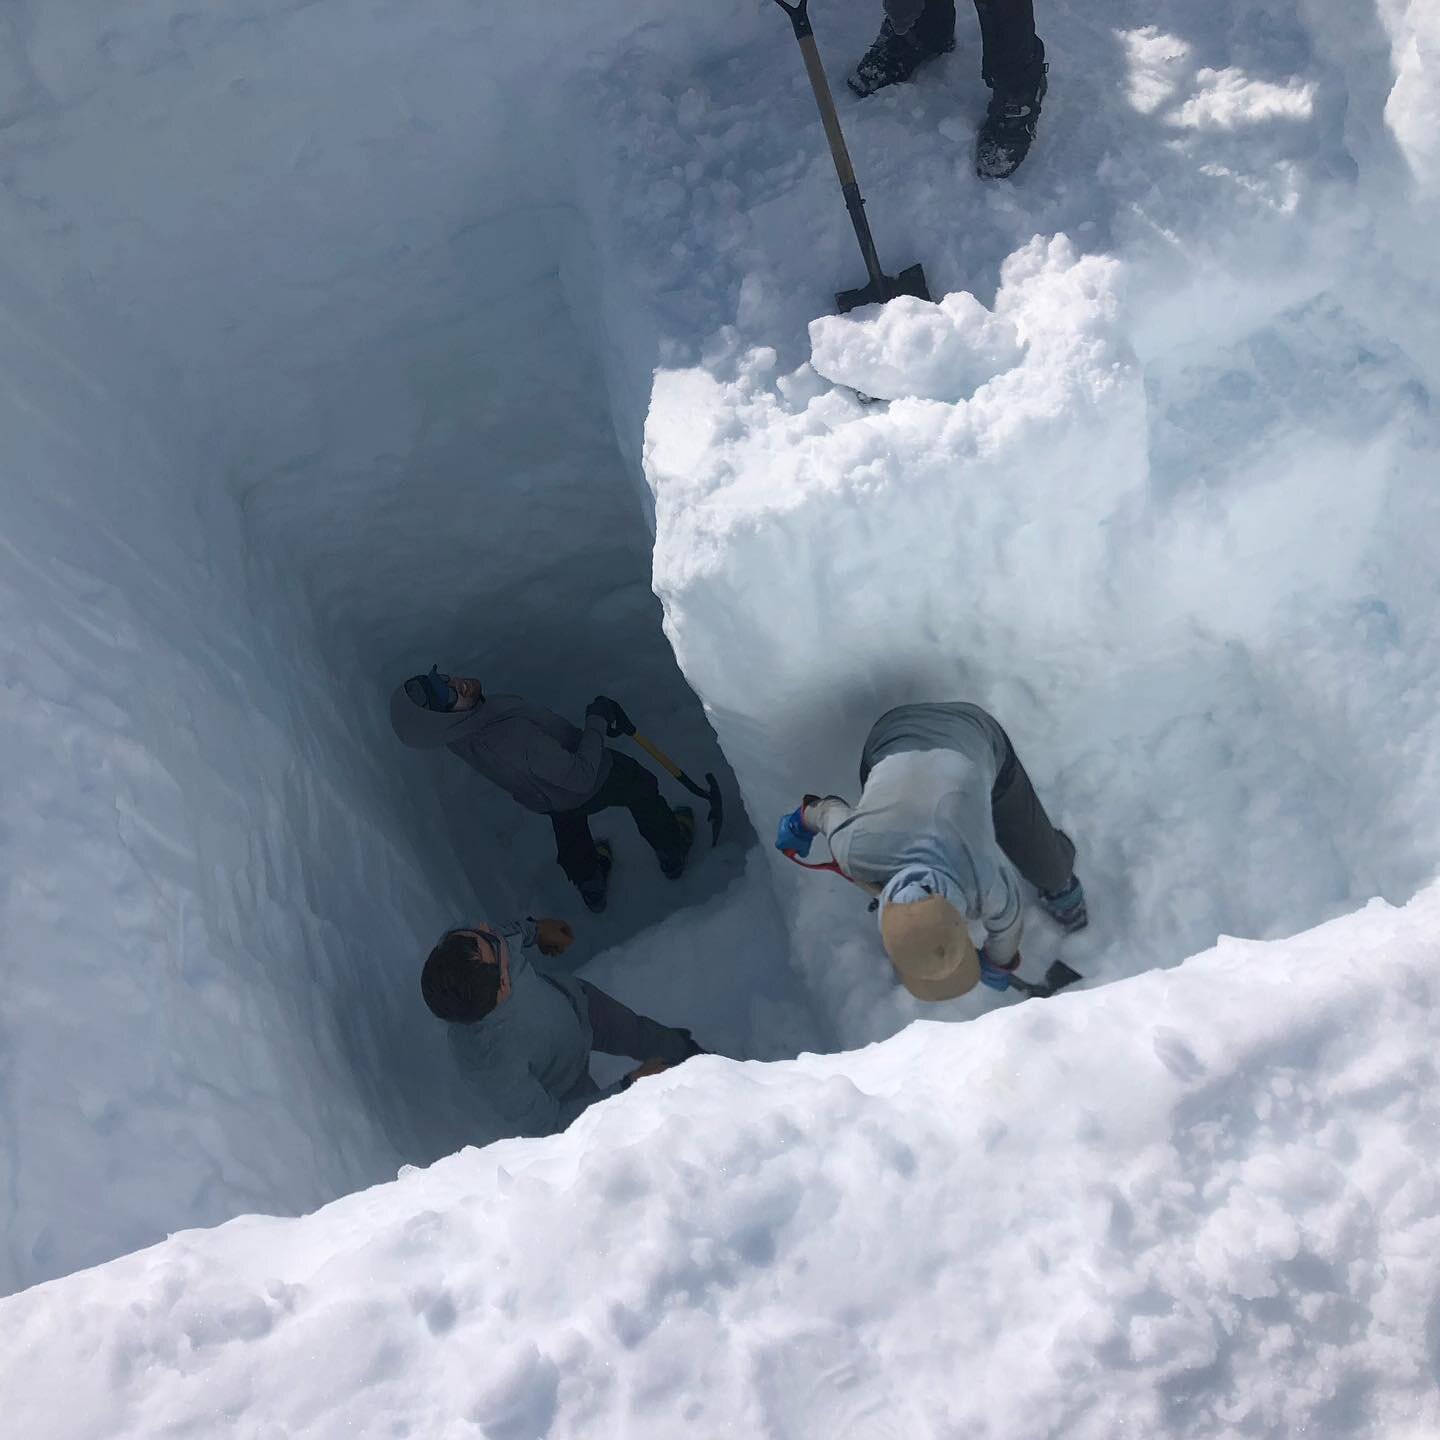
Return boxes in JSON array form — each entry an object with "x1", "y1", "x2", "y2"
[
  {"x1": 973, "y1": 0, "x2": 1046, "y2": 179},
  {"x1": 987, "y1": 724, "x2": 1076, "y2": 894},
  {"x1": 581, "y1": 981, "x2": 706, "y2": 1064},
  {"x1": 851, "y1": 0, "x2": 957, "y2": 97},
  {"x1": 550, "y1": 809, "x2": 608, "y2": 907},
  {"x1": 973, "y1": 0, "x2": 1039, "y2": 90},
  {"x1": 908, "y1": 0, "x2": 958, "y2": 51},
  {"x1": 599, "y1": 753, "x2": 692, "y2": 878}
]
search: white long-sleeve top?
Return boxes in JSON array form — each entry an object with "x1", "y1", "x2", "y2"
[{"x1": 804, "y1": 745, "x2": 1025, "y2": 963}]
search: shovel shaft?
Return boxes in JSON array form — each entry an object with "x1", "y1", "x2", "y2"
[{"x1": 793, "y1": 34, "x2": 888, "y2": 291}]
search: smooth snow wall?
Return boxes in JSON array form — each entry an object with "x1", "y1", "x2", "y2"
[
  {"x1": 0, "y1": 261, "x2": 486, "y2": 1292},
  {"x1": 0, "y1": 0, "x2": 775, "y2": 1294}
]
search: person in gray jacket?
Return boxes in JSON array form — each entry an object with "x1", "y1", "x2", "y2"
[
  {"x1": 390, "y1": 667, "x2": 692, "y2": 913},
  {"x1": 421, "y1": 915, "x2": 705, "y2": 1137},
  {"x1": 776, "y1": 701, "x2": 1085, "y2": 1000}
]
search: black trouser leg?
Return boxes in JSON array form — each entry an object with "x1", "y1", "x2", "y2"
[
  {"x1": 581, "y1": 981, "x2": 702, "y2": 1063},
  {"x1": 989, "y1": 726, "x2": 1075, "y2": 894},
  {"x1": 599, "y1": 753, "x2": 689, "y2": 871},
  {"x1": 973, "y1": 0, "x2": 1040, "y2": 90},
  {"x1": 550, "y1": 809, "x2": 601, "y2": 889},
  {"x1": 913, "y1": 0, "x2": 957, "y2": 50}
]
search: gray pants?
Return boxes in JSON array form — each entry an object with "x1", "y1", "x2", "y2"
[
  {"x1": 557, "y1": 981, "x2": 701, "y2": 1109},
  {"x1": 989, "y1": 720, "x2": 1075, "y2": 894}
]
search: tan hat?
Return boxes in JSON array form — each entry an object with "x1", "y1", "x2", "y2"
[{"x1": 880, "y1": 894, "x2": 980, "y2": 1001}]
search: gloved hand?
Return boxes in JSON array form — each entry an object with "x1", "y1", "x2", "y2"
[
  {"x1": 978, "y1": 948, "x2": 1018, "y2": 992},
  {"x1": 775, "y1": 805, "x2": 814, "y2": 857},
  {"x1": 586, "y1": 695, "x2": 634, "y2": 738}
]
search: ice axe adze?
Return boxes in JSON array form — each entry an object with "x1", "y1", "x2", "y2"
[
  {"x1": 631, "y1": 733, "x2": 723, "y2": 846},
  {"x1": 772, "y1": 0, "x2": 931, "y2": 314}
]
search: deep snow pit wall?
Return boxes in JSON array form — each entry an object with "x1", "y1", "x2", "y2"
[
  {"x1": 0, "y1": 0, "x2": 780, "y2": 1295},
  {"x1": 0, "y1": 266, "x2": 482, "y2": 1295}
]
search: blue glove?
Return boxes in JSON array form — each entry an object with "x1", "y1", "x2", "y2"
[
  {"x1": 775, "y1": 806, "x2": 813, "y2": 857},
  {"x1": 978, "y1": 952, "x2": 1014, "y2": 992}
]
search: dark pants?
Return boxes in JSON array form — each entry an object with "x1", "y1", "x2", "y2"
[
  {"x1": 557, "y1": 981, "x2": 703, "y2": 1108},
  {"x1": 548, "y1": 752, "x2": 687, "y2": 890},
  {"x1": 989, "y1": 722, "x2": 1075, "y2": 894},
  {"x1": 861, "y1": 705, "x2": 1075, "y2": 894},
  {"x1": 888, "y1": 0, "x2": 1041, "y2": 91}
]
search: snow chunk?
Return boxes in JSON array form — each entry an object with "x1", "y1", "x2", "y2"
[
  {"x1": 809, "y1": 292, "x2": 1024, "y2": 405},
  {"x1": 806, "y1": 236, "x2": 1121, "y2": 405}
]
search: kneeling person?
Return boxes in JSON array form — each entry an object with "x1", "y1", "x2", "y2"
[
  {"x1": 777, "y1": 701, "x2": 1086, "y2": 1000},
  {"x1": 422, "y1": 915, "x2": 705, "y2": 1137}
]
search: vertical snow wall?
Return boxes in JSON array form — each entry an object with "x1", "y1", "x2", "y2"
[{"x1": 0, "y1": 0, "x2": 770, "y2": 1293}]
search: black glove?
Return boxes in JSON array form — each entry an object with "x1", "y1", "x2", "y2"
[{"x1": 586, "y1": 695, "x2": 634, "y2": 738}]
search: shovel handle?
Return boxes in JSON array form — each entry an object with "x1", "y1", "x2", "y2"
[{"x1": 773, "y1": 0, "x2": 887, "y2": 291}]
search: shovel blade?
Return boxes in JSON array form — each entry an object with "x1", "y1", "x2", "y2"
[
  {"x1": 836, "y1": 262, "x2": 931, "y2": 314},
  {"x1": 1042, "y1": 960, "x2": 1084, "y2": 995}
]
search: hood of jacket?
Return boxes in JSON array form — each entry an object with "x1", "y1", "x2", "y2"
[{"x1": 390, "y1": 685, "x2": 490, "y2": 749}]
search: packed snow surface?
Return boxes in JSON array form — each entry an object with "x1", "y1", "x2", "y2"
[
  {"x1": 4, "y1": 885, "x2": 1438, "y2": 1438},
  {"x1": 1, "y1": 3, "x2": 1438, "y2": 1430}
]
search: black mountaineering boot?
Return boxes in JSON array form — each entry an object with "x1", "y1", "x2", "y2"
[
  {"x1": 976, "y1": 37, "x2": 1047, "y2": 179},
  {"x1": 580, "y1": 841, "x2": 614, "y2": 915},
  {"x1": 848, "y1": 5, "x2": 957, "y2": 98},
  {"x1": 660, "y1": 807, "x2": 695, "y2": 881}
]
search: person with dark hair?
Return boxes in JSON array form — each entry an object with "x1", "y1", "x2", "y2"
[
  {"x1": 390, "y1": 667, "x2": 693, "y2": 913},
  {"x1": 848, "y1": 0, "x2": 1048, "y2": 180},
  {"x1": 776, "y1": 701, "x2": 1085, "y2": 1000},
  {"x1": 423, "y1": 915, "x2": 706, "y2": 1137}
]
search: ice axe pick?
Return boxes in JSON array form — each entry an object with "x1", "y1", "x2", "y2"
[
  {"x1": 632, "y1": 733, "x2": 724, "y2": 846},
  {"x1": 772, "y1": 0, "x2": 931, "y2": 313}
]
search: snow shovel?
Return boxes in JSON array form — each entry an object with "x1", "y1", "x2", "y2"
[
  {"x1": 1004, "y1": 959, "x2": 1084, "y2": 999},
  {"x1": 631, "y1": 734, "x2": 724, "y2": 846},
  {"x1": 772, "y1": 0, "x2": 931, "y2": 313}
]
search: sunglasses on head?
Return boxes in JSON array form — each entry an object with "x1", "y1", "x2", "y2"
[
  {"x1": 405, "y1": 665, "x2": 458, "y2": 712},
  {"x1": 453, "y1": 929, "x2": 503, "y2": 966}
]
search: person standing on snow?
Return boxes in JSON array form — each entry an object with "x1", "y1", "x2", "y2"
[
  {"x1": 776, "y1": 701, "x2": 1086, "y2": 1000},
  {"x1": 422, "y1": 915, "x2": 707, "y2": 1137},
  {"x1": 848, "y1": 0, "x2": 1048, "y2": 180},
  {"x1": 390, "y1": 668, "x2": 693, "y2": 913}
]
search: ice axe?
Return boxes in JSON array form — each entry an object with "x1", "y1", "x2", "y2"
[
  {"x1": 632, "y1": 733, "x2": 724, "y2": 846},
  {"x1": 772, "y1": 0, "x2": 931, "y2": 313}
]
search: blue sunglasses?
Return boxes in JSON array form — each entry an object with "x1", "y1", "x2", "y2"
[{"x1": 405, "y1": 665, "x2": 458, "y2": 712}]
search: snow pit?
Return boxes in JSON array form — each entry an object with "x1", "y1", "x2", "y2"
[
  {"x1": 0, "y1": 0, "x2": 794, "y2": 1295},
  {"x1": 2, "y1": 1, "x2": 1440, "y2": 1432}
]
